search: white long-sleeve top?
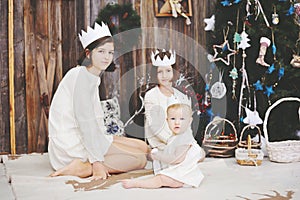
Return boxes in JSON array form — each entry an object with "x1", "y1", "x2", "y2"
[
  {"x1": 48, "y1": 66, "x2": 113, "y2": 170},
  {"x1": 144, "y1": 86, "x2": 191, "y2": 150}
]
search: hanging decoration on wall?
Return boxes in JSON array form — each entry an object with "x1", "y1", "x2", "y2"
[
  {"x1": 210, "y1": 71, "x2": 227, "y2": 99},
  {"x1": 290, "y1": 54, "x2": 300, "y2": 68},
  {"x1": 212, "y1": 28, "x2": 237, "y2": 66},
  {"x1": 204, "y1": 14, "x2": 215, "y2": 31},
  {"x1": 242, "y1": 93, "x2": 263, "y2": 126},
  {"x1": 256, "y1": 37, "x2": 271, "y2": 67},
  {"x1": 272, "y1": 5, "x2": 279, "y2": 25},
  {"x1": 237, "y1": 31, "x2": 251, "y2": 50},
  {"x1": 208, "y1": 0, "x2": 299, "y2": 135}
]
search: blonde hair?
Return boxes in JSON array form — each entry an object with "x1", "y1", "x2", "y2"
[{"x1": 167, "y1": 103, "x2": 192, "y2": 117}]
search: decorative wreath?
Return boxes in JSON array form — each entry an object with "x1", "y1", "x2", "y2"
[{"x1": 96, "y1": 3, "x2": 141, "y2": 35}]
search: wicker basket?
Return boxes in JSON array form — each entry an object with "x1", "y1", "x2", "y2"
[
  {"x1": 235, "y1": 125, "x2": 264, "y2": 166},
  {"x1": 263, "y1": 97, "x2": 300, "y2": 163},
  {"x1": 238, "y1": 124, "x2": 262, "y2": 149},
  {"x1": 203, "y1": 118, "x2": 238, "y2": 158}
]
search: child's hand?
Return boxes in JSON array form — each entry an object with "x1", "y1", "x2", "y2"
[
  {"x1": 91, "y1": 161, "x2": 110, "y2": 180},
  {"x1": 151, "y1": 148, "x2": 158, "y2": 154},
  {"x1": 150, "y1": 148, "x2": 159, "y2": 160}
]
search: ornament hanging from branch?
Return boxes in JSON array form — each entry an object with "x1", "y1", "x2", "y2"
[
  {"x1": 237, "y1": 31, "x2": 251, "y2": 50},
  {"x1": 204, "y1": 15, "x2": 215, "y2": 31},
  {"x1": 213, "y1": 40, "x2": 237, "y2": 66},
  {"x1": 256, "y1": 37, "x2": 271, "y2": 67},
  {"x1": 210, "y1": 71, "x2": 227, "y2": 99}
]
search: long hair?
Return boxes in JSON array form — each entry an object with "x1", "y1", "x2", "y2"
[{"x1": 77, "y1": 36, "x2": 116, "y2": 71}]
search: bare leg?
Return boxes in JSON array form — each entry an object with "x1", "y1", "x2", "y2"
[
  {"x1": 113, "y1": 136, "x2": 149, "y2": 154},
  {"x1": 50, "y1": 137, "x2": 148, "y2": 178},
  {"x1": 49, "y1": 159, "x2": 92, "y2": 178},
  {"x1": 104, "y1": 141, "x2": 147, "y2": 173},
  {"x1": 122, "y1": 174, "x2": 184, "y2": 189}
]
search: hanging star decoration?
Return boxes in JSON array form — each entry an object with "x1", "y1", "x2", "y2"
[
  {"x1": 229, "y1": 67, "x2": 238, "y2": 79},
  {"x1": 286, "y1": 4, "x2": 295, "y2": 16},
  {"x1": 233, "y1": 0, "x2": 242, "y2": 4},
  {"x1": 272, "y1": 44, "x2": 277, "y2": 55},
  {"x1": 278, "y1": 67, "x2": 285, "y2": 80},
  {"x1": 266, "y1": 63, "x2": 275, "y2": 74},
  {"x1": 253, "y1": 80, "x2": 263, "y2": 91},
  {"x1": 237, "y1": 31, "x2": 251, "y2": 50},
  {"x1": 206, "y1": 107, "x2": 214, "y2": 120},
  {"x1": 213, "y1": 40, "x2": 237, "y2": 66},
  {"x1": 204, "y1": 15, "x2": 215, "y2": 31},
  {"x1": 221, "y1": 0, "x2": 231, "y2": 6},
  {"x1": 243, "y1": 107, "x2": 263, "y2": 126},
  {"x1": 264, "y1": 85, "x2": 275, "y2": 97}
]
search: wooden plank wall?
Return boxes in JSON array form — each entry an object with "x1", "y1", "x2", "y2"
[
  {"x1": 122, "y1": 0, "x2": 216, "y2": 138},
  {"x1": 0, "y1": 0, "x2": 10, "y2": 154},
  {"x1": 1, "y1": 0, "x2": 216, "y2": 154}
]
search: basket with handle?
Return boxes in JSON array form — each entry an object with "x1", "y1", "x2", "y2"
[
  {"x1": 203, "y1": 117, "x2": 238, "y2": 158},
  {"x1": 238, "y1": 124, "x2": 262, "y2": 149},
  {"x1": 235, "y1": 125, "x2": 264, "y2": 166},
  {"x1": 263, "y1": 97, "x2": 300, "y2": 163}
]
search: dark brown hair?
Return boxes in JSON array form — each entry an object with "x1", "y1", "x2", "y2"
[
  {"x1": 149, "y1": 49, "x2": 178, "y2": 86},
  {"x1": 77, "y1": 36, "x2": 116, "y2": 71}
]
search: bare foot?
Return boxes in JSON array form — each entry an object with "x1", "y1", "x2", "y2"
[{"x1": 49, "y1": 159, "x2": 92, "y2": 178}]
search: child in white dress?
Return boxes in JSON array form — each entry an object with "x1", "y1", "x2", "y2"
[
  {"x1": 48, "y1": 22, "x2": 148, "y2": 180},
  {"x1": 122, "y1": 103, "x2": 205, "y2": 189},
  {"x1": 144, "y1": 49, "x2": 191, "y2": 151}
]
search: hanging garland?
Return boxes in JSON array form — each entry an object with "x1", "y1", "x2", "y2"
[{"x1": 96, "y1": 3, "x2": 141, "y2": 35}]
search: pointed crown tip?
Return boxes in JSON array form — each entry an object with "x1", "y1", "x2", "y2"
[{"x1": 78, "y1": 22, "x2": 112, "y2": 49}]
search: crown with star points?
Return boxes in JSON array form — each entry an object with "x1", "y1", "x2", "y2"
[
  {"x1": 151, "y1": 49, "x2": 176, "y2": 67},
  {"x1": 78, "y1": 22, "x2": 112, "y2": 49},
  {"x1": 167, "y1": 95, "x2": 191, "y2": 108}
]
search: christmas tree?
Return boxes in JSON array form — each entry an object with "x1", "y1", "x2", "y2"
[{"x1": 206, "y1": 0, "x2": 300, "y2": 141}]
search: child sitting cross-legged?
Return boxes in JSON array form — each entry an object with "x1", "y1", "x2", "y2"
[{"x1": 122, "y1": 100, "x2": 205, "y2": 189}]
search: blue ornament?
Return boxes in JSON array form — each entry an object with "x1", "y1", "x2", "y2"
[
  {"x1": 205, "y1": 83, "x2": 210, "y2": 91},
  {"x1": 229, "y1": 67, "x2": 238, "y2": 79},
  {"x1": 206, "y1": 107, "x2": 214, "y2": 118},
  {"x1": 221, "y1": 0, "x2": 231, "y2": 6},
  {"x1": 266, "y1": 64, "x2": 275, "y2": 74},
  {"x1": 240, "y1": 117, "x2": 244, "y2": 122},
  {"x1": 264, "y1": 86, "x2": 275, "y2": 97},
  {"x1": 272, "y1": 44, "x2": 277, "y2": 55},
  {"x1": 253, "y1": 80, "x2": 264, "y2": 91},
  {"x1": 233, "y1": 0, "x2": 242, "y2": 4},
  {"x1": 278, "y1": 67, "x2": 285, "y2": 80},
  {"x1": 286, "y1": 5, "x2": 295, "y2": 16}
]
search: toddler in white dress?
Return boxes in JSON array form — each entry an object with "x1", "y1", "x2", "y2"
[{"x1": 122, "y1": 103, "x2": 205, "y2": 189}]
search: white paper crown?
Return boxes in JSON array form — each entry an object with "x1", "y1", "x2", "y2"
[
  {"x1": 151, "y1": 49, "x2": 176, "y2": 67},
  {"x1": 167, "y1": 95, "x2": 191, "y2": 108},
  {"x1": 78, "y1": 22, "x2": 112, "y2": 49}
]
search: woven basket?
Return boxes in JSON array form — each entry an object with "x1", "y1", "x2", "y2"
[
  {"x1": 238, "y1": 124, "x2": 262, "y2": 149},
  {"x1": 203, "y1": 118, "x2": 238, "y2": 158},
  {"x1": 235, "y1": 125, "x2": 264, "y2": 166},
  {"x1": 263, "y1": 97, "x2": 300, "y2": 163}
]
